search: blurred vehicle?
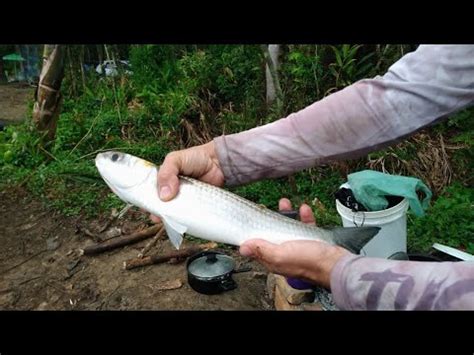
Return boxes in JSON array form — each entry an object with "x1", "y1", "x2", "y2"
[{"x1": 95, "y1": 60, "x2": 132, "y2": 77}]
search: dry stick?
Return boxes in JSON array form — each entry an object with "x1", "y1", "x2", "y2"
[
  {"x1": 137, "y1": 226, "x2": 166, "y2": 258},
  {"x1": 124, "y1": 242, "x2": 218, "y2": 270},
  {"x1": 80, "y1": 224, "x2": 161, "y2": 256}
]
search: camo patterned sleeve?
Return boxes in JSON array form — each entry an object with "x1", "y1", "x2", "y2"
[
  {"x1": 214, "y1": 45, "x2": 474, "y2": 186},
  {"x1": 330, "y1": 254, "x2": 474, "y2": 310}
]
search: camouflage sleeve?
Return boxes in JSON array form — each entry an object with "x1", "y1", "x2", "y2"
[
  {"x1": 214, "y1": 45, "x2": 474, "y2": 186},
  {"x1": 330, "y1": 254, "x2": 474, "y2": 310}
]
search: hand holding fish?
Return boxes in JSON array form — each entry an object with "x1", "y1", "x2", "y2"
[
  {"x1": 157, "y1": 141, "x2": 224, "y2": 201},
  {"x1": 150, "y1": 141, "x2": 224, "y2": 224},
  {"x1": 240, "y1": 198, "x2": 348, "y2": 289}
]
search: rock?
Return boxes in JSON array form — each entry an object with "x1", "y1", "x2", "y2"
[
  {"x1": 266, "y1": 273, "x2": 277, "y2": 300},
  {"x1": 46, "y1": 237, "x2": 61, "y2": 251},
  {"x1": 274, "y1": 275, "x2": 315, "y2": 306},
  {"x1": 36, "y1": 302, "x2": 49, "y2": 310},
  {"x1": 274, "y1": 285, "x2": 297, "y2": 311}
]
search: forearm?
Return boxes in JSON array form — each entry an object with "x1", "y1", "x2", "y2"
[
  {"x1": 214, "y1": 45, "x2": 474, "y2": 186},
  {"x1": 330, "y1": 254, "x2": 474, "y2": 310}
]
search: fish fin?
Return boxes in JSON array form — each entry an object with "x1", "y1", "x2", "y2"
[
  {"x1": 162, "y1": 216, "x2": 187, "y2": 250},
  {"x1": 331, "y1": 226, "x2": 381, "y2": 254}
]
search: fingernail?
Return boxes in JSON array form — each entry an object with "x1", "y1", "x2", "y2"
[
  {"x1": 159, "y1": 186, "x2": 172, "y2": 200},
  {"x1": 240, "y1": 245, "x2": 254, "y2": 257}
]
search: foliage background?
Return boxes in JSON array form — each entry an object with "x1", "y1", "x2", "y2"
[{"x1": 1, "y1": 44, "x2": 472, "y2": 254}]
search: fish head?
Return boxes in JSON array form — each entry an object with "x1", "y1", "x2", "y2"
[{"x1": 95, "y1": 151, "x2": 156, "y2": 201}]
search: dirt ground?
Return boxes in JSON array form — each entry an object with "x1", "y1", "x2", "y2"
[
  {"x1": 0, "y1": 81, "x2": 271, "y2": 310},
  {"x1": 0, "y1": 82, "x2": 34, "y2": 124},
  {"x1": 0, "y1": 187, "x2": 271, "y2": 310}
]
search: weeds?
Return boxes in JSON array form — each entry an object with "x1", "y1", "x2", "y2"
[{"x1": 1, "y1": 45, "x2": 472, "y2": 254}]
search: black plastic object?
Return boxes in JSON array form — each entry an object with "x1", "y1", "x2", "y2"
[
  {"x1": 278, "y1": 210, "x2": 299, "y2": 220},
  {"x1": 389, "y1": 251, "x2": 442, "y2": 262},
  {"x1": 408, "y1": 253, "x2": 442, "y2": 262},
  {"x1": 388, "y1": 251, "x2": 410, "y2": 260},
  {"x1": 335, "y1": 187, "x2": 404, "y2": 212},
  {"x1": 335, "y1": 188, "x2": 367, "y2": 211},
  {"x1": 186, "y1": 251, "x2": 251, "y2": 295}
]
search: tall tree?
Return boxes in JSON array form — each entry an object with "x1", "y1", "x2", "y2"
[
  {"x1": 262, "y1": 44, "x2": 283, "y2": 112},
  {"x1": 32, "y1": 45, "x2": 65, "y2": 143}
]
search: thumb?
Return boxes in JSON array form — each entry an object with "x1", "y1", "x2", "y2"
[
  {"x1": 240, "y1": 239, "x2": 281, "y2": 264},
  {"x1": 158, "y1": 154, "x2": 181, "y2": 201}
]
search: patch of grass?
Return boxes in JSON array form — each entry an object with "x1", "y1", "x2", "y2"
[{"x1": 407, "y1": 183, "x2": 474, "y2": 254}]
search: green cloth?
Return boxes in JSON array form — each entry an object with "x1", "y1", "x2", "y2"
[{"x1": 347, "y1": 170, "x2": 432, "y2": 216}]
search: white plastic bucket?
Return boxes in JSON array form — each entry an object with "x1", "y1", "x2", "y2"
[{"x1": 335, "y1": 183, "x2": 409, "y2": 258}]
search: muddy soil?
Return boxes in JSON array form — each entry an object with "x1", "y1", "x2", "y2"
[
  {"x1": 0, "y1": 187, "x2": 272, "y2": 310},
  {"x1": 0, "y1": 82, "x2": 34, "y2": 124}
]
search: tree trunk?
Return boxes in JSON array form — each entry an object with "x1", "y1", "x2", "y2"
[
  {"x1": 32, "y1": 45, "x2": 65, "y2": 143},
  {"x1": 80, "y1": 45, "x2": 86, "y2": 90},
  {"x1": 263, "y1": 44, "x2": 282, "y2": 110}
]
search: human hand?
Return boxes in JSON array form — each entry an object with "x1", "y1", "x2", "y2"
[
  {"x1": 239, "y1": 198, "x2": 349, "y2": 289},
  {"x1": 150, "y1": 141, "x2": 224, "y2": 223}
]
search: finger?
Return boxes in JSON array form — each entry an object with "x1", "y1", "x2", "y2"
[
  {"x1": 278, "y1": 198, "x2": 292, "y2": 211},
  {"x1": 149, "y1": 214, "x2": 161, "y2": 224},
  {"x1": 299, "y1": 203, "x2": 316, "y2": 225},
  {"x1": 157, "y1": 153, "x2": 182, "y2": 201}
]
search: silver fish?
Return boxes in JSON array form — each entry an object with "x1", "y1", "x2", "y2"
[{"x1": 95, "y1": 151, "x2": 379, "y2": 251}]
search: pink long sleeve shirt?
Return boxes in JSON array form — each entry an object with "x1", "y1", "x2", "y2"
[{"x1": 213, "y1": 45, "x2": 474, "y2": 310}]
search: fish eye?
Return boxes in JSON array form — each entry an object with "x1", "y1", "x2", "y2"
[{"x1": 111, "y1": 153, "x2": 119, "y2": 162}]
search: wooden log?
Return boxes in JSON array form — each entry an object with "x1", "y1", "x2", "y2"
[
  {"x1": 123, "y1": 242, "x2": 218, "y2": 270},
  {"x1": 80, "y1": 224, "x2": 161, "y2": 256}
]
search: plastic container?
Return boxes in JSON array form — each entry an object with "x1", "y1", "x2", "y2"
[{"x1": 335, "y1": 183, "x2": 409, "y2": 258}]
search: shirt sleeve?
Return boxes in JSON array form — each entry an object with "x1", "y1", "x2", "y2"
[
  {"x1": 214, "y1": 45, "x2": 474, "y2": 186},
  {"x1": 330, "y1": 254, "x2": 474, "y2": 310}
]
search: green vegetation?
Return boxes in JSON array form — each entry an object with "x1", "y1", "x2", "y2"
[
  {"x1": 1, "y1": 44, "x2": 472, "y2": 254},
  {"x1": 408, "y1": 183, "x2": 474, "y2": 254}
]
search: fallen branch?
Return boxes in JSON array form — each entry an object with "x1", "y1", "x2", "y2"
[
  {"x1": 80, "y1": 224, "x2": 161, "y2": 256},
  {"x1": 123, "y1": 242, "x2": 218, "y2": 270},
  {"x1": 137, "y1": 226, "x2": 166, "y2": 258}
]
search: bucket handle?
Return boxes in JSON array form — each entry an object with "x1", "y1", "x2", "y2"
[{"x1": 352, "y1": 211, "x2": 366, "y2": 227}]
